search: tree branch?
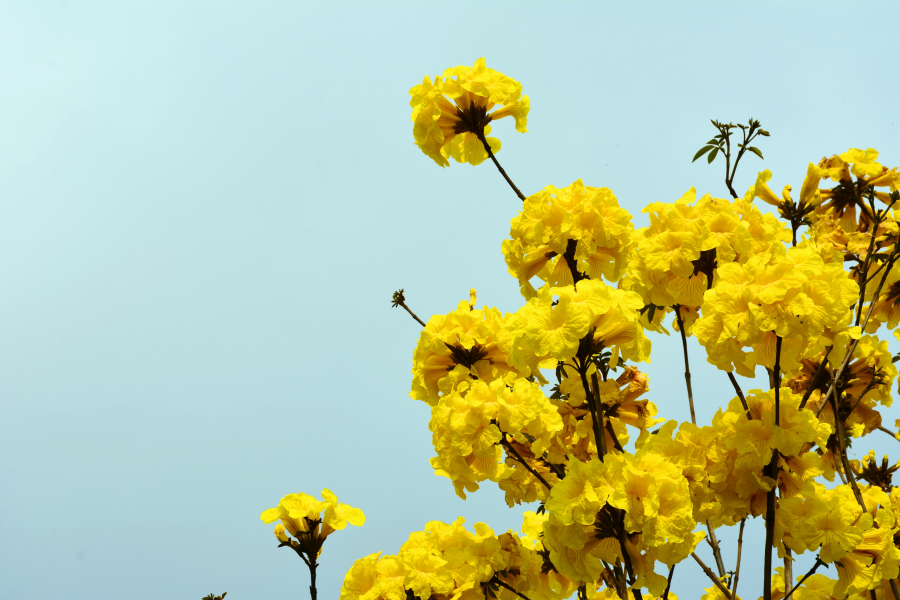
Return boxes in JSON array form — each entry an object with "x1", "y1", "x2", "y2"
[
  {"x1": 477, "y1": 133, "x2": 526, "y2": 201},
  {"x1": 391, "y1": 290, "x2": 426, "y2": 327},
  {"x1": 692, "y1": 552, "x2": 731, "y2": 599}
]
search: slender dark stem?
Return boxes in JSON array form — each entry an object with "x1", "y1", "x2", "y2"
[
  {"x1": 832, "y1": 392, "x2": 868, "y2": 511},
  {"x1": 400, "y1": 303, "x2": 426, "y2": 327},
  {"x1": 798, "y1": 348, "x2": 831, "y2": 409},
  {"x1": 492, "y1": 577, "x2": 533, "y2": 600},
  {"x1": 575, "y1": 369, "x2": 608, "y2": 459},
  {"x1": 855, "y1": 197, "x2": 880, "y2": 326},
  {"x1": 674, "y1": 304, "x2": 725, "y2": 575},
  {"x1": 774, "y1": 336, "x2": 782, "y2": 424},
  {"x1": 727, "y1": 372, "x2": 752, "y2": 419},
  {"x1": 577, "y1": 584, "x2": 587, "y2": 600},
  {"x1": 392, "y1": 291, "x2": 427, "y2": 327},
  {"x1": 889, "y1": 579, "x2": 900, "y2": 600},
  {"x1": 724, "y1": 129, "x2": 736, "y2": 199},
  {"x1": 307, "y1": 558, "x2": 318, "y2": 600},
  {"x1": 661, "y1": 565, "x2": 675, "y2": 600},
  {"x1": 781, "y1": 557, "x2": 824, "y2": 600},
  {"x1": 706, "y1": 522, "x2": 727, "y2": 578},
  {"x1": 763, "y1": 336, "x2": 783, "y2": 600},
  {"x1": 818, "y1": 252, "x2": 899, "y2": 416},
  {"x1": 784, "y1": 546, "x2": 793, "y2": 598},
  {"x1": 878, "y1": 426, "x2": 900, "y2": 441},
  {"x1": 499, "y1": 431, "x2": 552, "y2": 491},
  {"x1": 731, "y1": 519, "x2": 745, "y2": 600},
  {"x1": 847, "y1": 372, "x2": 882, "y2": 418},
  {"x1": 674, "y1": 306, "x2": 697, "y2": 425},
  {"x1": 477, "y1": 133, "x2": 526, "y2": 201},
  {"x1": 692, "y1": 552, "x2": 732, "y2": 599}
]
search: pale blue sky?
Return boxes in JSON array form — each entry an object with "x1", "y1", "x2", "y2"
[{"x1": 1, "y1": 2, "x2": 899, "y2": 599}]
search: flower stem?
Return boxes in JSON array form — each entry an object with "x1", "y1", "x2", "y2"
[
  {"x1": 731, "y1": 518, "x2": 745, "y2": 600},
  {"x1": 673, "y1": 306, "x2": 697, "y2": 425},
  {"x1": 781, "y1": 557, "x2": 824, "y2": 600},
  {"x1": 763, "y1": 336, "x2": 783, "y2": 600},
  {"x1": 477, "y1": 133, "x2": 526, "y2": 201},
  {"x1": 692, "y1": 552, "x2": 732, "y2": 599}
]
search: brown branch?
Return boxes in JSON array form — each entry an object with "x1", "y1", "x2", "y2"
[
  {"x1": 889, "y1": 579, "x2": 900, "y2": 600},
  {"x1": 832, "y1": 392, "x2": 868, "y2": 512},
  {"x1": 391, "y1": 290, "x2": 426, "y2": 327},
  {"x1": 731, "y1": 518, "x2": 745, "y2": 600},
  {"x1": 589, "y1": 372, "x2": 609, "y2": 459},
  {"x1": 878, "y1": 426, "x2": 900, "y2": 441},
  {"x1": 706, "y1": 522, "x2": 727, "y2": 579},
  {"x1": 477, "y1": 133, "x2": 526, "y2": 201},
  {"x1": 674, "y1": 306, "x2": 697, "y2": 425},
  {"x1": 491, "y1": 577, "x2": 533, "y2": 600},
  {"x1": 763, "y1": 336, "x2": 783, "y2": 600},
  {"x1": 498, "y1": 430, "x2": 553, "y2": 491},
  {"x1": 662, "y1": 565, "x2": 675, "y2": 600},
  {"x1": 727, "y1": 371, "x2": 752, "y2": 420},
  {"x1": 798, "y1": 348, "x2": 831, "y2": 410},
  {"x1": 784, "y1": 546, "x2": 793, "y2": 598},
  {"x1": 818, "y1": 251, "x2": 899, "y2": 416},
  {"x1": 781, "y1": 557, "x2": 824, "y2": 600},
  {"x1": 692, "y1": 552, "x2": 732, "y2": 599}
]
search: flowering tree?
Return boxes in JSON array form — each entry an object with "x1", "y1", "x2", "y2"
[{"x1": 261, "y1": 58, "x2": 900, "y2": 600}]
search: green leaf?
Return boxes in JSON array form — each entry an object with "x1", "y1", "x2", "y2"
[
  {"x1": 707, "y1": 139, "x2": 718, "y2": 145},
  {"x1": 707, "y1": 148, "x2": 719, "y2": 164},
  {"x1": 692, "y1": 146, "x2": 714, "y2": 163},
  {"x1": 747, "y1": 146, "x2": 764, "y2": 160}
]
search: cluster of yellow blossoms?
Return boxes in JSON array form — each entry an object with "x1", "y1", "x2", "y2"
[
  {"x1": 340, "y1": 515, "x2": 578, "y2": 600},
  {"x1": 260, "y1": 60, "x2": 900, "y2": 600},
  {"x1": 409, "y1": 58, "x2": 529, "y2": 168},
  {"x1": 261, "y1": 489, "x2": 365, "y2": 563}
]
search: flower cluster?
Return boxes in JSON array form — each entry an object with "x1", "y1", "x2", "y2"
[
  {"x1": 502, "y1": 180, "x2": 635, "y2": 298},
  {"x1": 260, "y1": 489, "x2": 364, "y2": 561},
  {"x1": 409, "y1": 58, "x2": 529, "y2": 168},
  {"x1": 254, "y1": 62, "x2": 900, "y2": 600},
  {"x1": 339, "y1": 516, "x2": 577, "y2": 600}
]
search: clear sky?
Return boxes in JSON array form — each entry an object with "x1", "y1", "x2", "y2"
[{"x1": 1, "y1": 2, "x2": 899, "y2": 599}]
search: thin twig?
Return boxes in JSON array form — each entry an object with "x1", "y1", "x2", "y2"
[
  {"x1": 692, "y1": 552, "x2": 731, "y2": 599},
  {"x1": 477, "y1": 133, "x2": 526, "y2": 201},
  {"x1": 763, "y1": 336, "x2": 783, "y2": 600},
  {"x1": 706, "y1": 522, "x2": 727, "y2": 578},
  {"x1": 727, "y1": 372, "x2": 752, "y2": 419},
  {"x1": 878, "y1": 426, "x2": 900, "y2": 441},
  {"x1": 781, "y1": 557, "x2": 824, "y2": 600},
  {"x1": 818, "y1": 251, "x2": 898, "y2": 416},
  {"x1": 674, "y1": 306, "x2": 697, "y2": 425},
  {"x1": 832, "y1": 392, "x2": 868, "y2": 512},
  {"x1": 798, "y1": 348, "x2": 831, "y2": 410},
  {"x1": 784, "y1": 546, "x2": 793, "y2": 598},
  {"x1": 889, "y1": 578, "x2": 900, "y2": 600},
  {"x1": 662, "y1": 565, "x2": 675, "y2": 600},
  {"x1": 499, "y1": 431, "x2": 553, "y2": 491},
  {"x1": 731, "y1": 519, "x2": 745, "y2": 600},
  {"x1": 391, "y1": 290, "x2": 427, "y2": 327},
  {"x1": 492, "y1": 577, "x2": 533, "y2": 600}
]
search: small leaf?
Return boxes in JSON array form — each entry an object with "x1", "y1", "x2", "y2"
[
  {"x1": 747, "y1": 146, "x2": 764, "y2": 160},
  {"x1": 707, "y1": 138, "x2": 718, "y2": 145},
  {"x1": 707, "y1": 148, "x2": 719, "y2": 164},
  {"x1": 692, "y1": 146, "x2": 714, "y2": 163}
]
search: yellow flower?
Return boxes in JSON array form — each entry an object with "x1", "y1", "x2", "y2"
[
  {"x1": 260, "y1": 489, "x2": 364, "y2": 553},
  {"x1": 339, "y1": 551, "x2": 382, "y2": 600},
  {"x1": 409, "y1": 58, "x2": 529, "y2": 167},
  {"x1": 503, "y1": 180, "x2": 634, "y2": 298},
  {"x1": 840, "y1": 148, "x2": 882, "y2": 179},
  {"x1": 410, "y1": 298, "x2": 518, "y2": 406}
]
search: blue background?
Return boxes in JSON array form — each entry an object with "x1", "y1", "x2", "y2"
[{"x1": 1, "y1": 2, "x2": 899, "y2": 599}]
